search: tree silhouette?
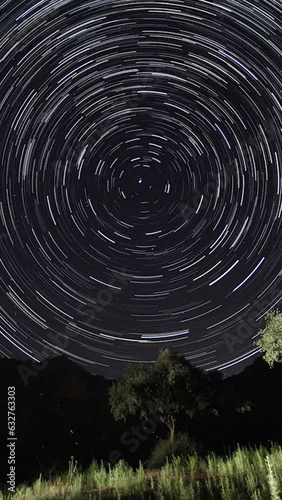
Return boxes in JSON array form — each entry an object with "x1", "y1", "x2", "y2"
[{"x1": 109, "y1": 348, "x2": 213, "y2": 443}]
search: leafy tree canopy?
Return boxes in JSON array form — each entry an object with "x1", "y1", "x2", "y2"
[
  {"x1": 109, "y1": 348, "x2": 214, "y2": 442},
  {"x1": 255, "y1": 309, "x2": 282, "y2": 368}
]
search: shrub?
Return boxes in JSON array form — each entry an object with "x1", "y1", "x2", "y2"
[{"x1": 146, "y1": 432, "x2": 199, "y2": 469}]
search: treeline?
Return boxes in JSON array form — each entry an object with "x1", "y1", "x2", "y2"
[{"x1": 0, "y1": 351, "x2": 282, "y2": 487}]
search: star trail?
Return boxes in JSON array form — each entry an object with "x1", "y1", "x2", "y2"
[{"x1": 0, "y1": 0, "x2": 281, "y2": 377}]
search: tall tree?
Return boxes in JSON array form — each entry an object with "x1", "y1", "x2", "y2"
[
  {"x1": 255, "y1": 309, "x2": 282, "y2": 368},
  {"x1": 109, "y1": 348, "x2": 213, "y2": 443}
]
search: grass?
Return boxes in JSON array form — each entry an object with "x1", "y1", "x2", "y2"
[{"x1": 1, "y1": 445, "x2": 282, "y2": 499}]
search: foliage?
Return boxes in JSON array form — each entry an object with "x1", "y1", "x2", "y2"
[
  {"x1": 265, "y1": 455, "x2": 280, "y2": 500},
  {"x1": 146, "y1": 432, "x2": 199, "y2": 469},
  {"x1": 109, "y1": 348, "x2": 213, "y2": 442},
  {"x1": 3, "y1": 352, "x2": 282, "y2": 489},
  {"x1": 1, "y1": 445, "x2": 282, "y2": 499},
  {"x1": 255, "y1": 309, "x2": 282, "y2": 367}
]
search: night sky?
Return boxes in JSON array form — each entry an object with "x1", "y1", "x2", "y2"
[{"x1": 0, "y1": 0, "x2": 281, "y2": 378}]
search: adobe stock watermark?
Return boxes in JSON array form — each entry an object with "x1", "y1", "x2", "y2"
[
  {"x1": 1, "y1": 0, "x2": 72, "y2": 58},
  {"x1": 17, "y1": 267, "x2": 130, "y2": 386},
  {"x1": 178, "y1": 114, "x2": 279, "y2": 231},
  {"x1": 107, "y1": 401, "x2": 171, "y2": 467},
  {"x1": 223, "y1": 286, "x2": 282, "y2": 355},
  {"x1": 33, "y1": 53, "x2": 183, "y2": 233},
  {"x1": 72, "y1": 268, "x2": 130, "y2": 330}
]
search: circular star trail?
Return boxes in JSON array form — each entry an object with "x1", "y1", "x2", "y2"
[{"x1": 0, "y1": 0, "x2": 281, "y2": 377}]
